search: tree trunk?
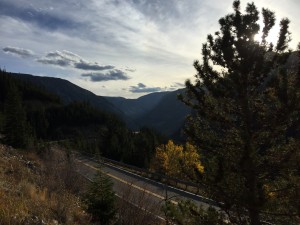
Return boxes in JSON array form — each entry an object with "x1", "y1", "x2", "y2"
[{"x1": 249, "y1": 206, "x2": 261, "y2": 225}]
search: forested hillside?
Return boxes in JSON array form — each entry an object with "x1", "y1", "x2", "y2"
[
  {"x1": 0, "y1": 70, "x2": 165, "y2": 168},
  {"x1": 12, "y1": 73, "x2": 122, "y2": 116},
  {"x1": 106, "y1": 89, "x2": 191, "y2": 139},
  {"x1": 10, "y1": 73, "x2": 191, "y2": 138}
]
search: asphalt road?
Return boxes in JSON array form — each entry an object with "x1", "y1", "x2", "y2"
[
  {"x1": 74, "y1": 155, "x2": 278, "y2": 225},
  {"x1": 75, "y1": 155, "x2": 216, "y2": 219}
]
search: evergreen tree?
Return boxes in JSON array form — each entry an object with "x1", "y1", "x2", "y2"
[
  {"x1": 0, "y1": 112, "x2": 4, "y2": 133},
  {"x1": 163, "y1": 200, "x2": 226, "y2": 225},
  {"x1": 180, "y1": 1, "x2": 300, "y2": 224},
  {"x1": 83, "y1": 171, "x2": 117, "y2": 225},
  {"x1": 4, "y1": 84, "x2": 29, "y2": 148}
]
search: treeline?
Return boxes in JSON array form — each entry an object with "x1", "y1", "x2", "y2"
[{"x1": 0, "y1": 70, "x2": 165, "y2": 168}]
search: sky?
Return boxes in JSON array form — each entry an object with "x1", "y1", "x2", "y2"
[{"x1": 1, "y1": 0, "x2": 300, "y2": 98}]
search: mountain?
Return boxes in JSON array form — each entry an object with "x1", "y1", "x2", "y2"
[
  {"x1": 12, "y1": 73, "x2": 191, "y2": 138},
  {"x1": 105, "y1": 89, "x2": 191, "y2": 138},
  {"x1": 12, "y1": 73, "x2": 122, "y2": 115},
  {"x1": 136, "y1": 89, "x2": 191, "y2": 138},
  {"x1": 105, "y1": 91, "x2": 169, "y2": 119}
]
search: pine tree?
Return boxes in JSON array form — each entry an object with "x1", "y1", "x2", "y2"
[
  {"x1": 180, "y1": 1, "x2": 300, "y2": 224},
  {"x1": 163, "y1": 200, "x2": 226, "y2": 225},
  {"x1": 83, "y1": 171, "x2": 117, "y2": 225},
  {"x1": 4, "y1": 84, "x2": 28, "y2": 148}
]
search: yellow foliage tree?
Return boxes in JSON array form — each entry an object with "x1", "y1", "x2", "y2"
[{"x1": 151, "y1": 140, "x2": 204, "y2": 180}]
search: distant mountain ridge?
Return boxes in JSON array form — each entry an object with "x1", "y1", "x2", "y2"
[
  {"x1": 105, "y1": 92, "x2": 169, "y2": 119},
  {"x1": 105, "y1": 89, "x2": 191, "y2": 138},
  {"x1": 12, "y1": 73, "x2": 191, "y2": 138},
  {"x1": 135, "y1": 89, "x2": 191, "y2": 138},
  {"x1": 12, "y1": 73, "x2": 122, "y2": 115}
]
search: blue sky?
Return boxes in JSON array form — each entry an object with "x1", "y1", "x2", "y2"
[{"x1": 1, "y1": 0, "x2": 299, "y2": 98}]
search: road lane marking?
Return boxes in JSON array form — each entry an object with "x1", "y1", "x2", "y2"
[
  {"x1": 115, "y1": 193, "x2": 166, "y2": 222},
  {"x1": 77, "y1": 155, "x2": 218, "y2": 207},
  {"x1": 76, "y1": 170, "x2": 166, "y2": 222},
  {"x1": 77, "y1": 159, "x2": 178, "y2": 205}
]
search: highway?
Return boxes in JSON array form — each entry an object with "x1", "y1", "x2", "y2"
[
  {"x1": 74, "y1": 155, "x2": 277, "y2": 225},
  {"x1": 75, "y1": 155, "x2": 217, "y2": 220}
]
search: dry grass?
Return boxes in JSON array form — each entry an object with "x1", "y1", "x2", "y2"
[
  {"x1": 0, "y1": 143, "x2": 167, "y2": 225},
  {"x1": 0, "y1": 144, "x2": 91, "y2": 225}
]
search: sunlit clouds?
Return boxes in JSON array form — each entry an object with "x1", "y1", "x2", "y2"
[{"x1": 1, "y1": 0, "x2": 299, "y2": 97}]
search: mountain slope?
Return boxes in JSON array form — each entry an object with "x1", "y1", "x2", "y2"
[
  {"x1": 106, "y1": 90, "x2": 191, "y2": 138},
  {"x1": 105, "y1": 91, "x2": 169, "y2": 119},
  {"x1": 12, "y1": 73, "x2": 121, "y2": 115},
  {"x1": 136, "y1": 89, "x2": 191, "y2": 137},
  {"x1": 12, "y1": 73, "x2": 191, "y2": 138}
]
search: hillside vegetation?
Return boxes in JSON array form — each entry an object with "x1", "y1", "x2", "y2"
[
  {"x1": 0, "y1": 143, "x2": 91, "y2": 224},
  {"x1": 11, "y1": 72, "x2": 191, "y2": 138},
  {"x1": 0, "y1": 70, "x2": 165, "y2": 169},
  {"x1": 0, "y1": 143, "x2": 167, "y2": 225}
]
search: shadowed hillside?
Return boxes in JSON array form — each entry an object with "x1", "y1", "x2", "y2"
[
  {"x1": 136, "y1": 89, "x2": 191, "y2": 138},
  {"x1": 12, "y1": 73, "x2": 122, "y2": 115},
  {"x1": 11, "y1": 72, "x2": 191, "y2": 138}
]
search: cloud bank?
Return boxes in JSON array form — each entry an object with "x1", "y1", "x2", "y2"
[
  {"x1": 0, "y1": 1, "x2": 83, "y2": 31},
  {"x1": 37, "y1": 50, "x2": 81, "y2": 67},
  {"x1": 75, "y1": 61, "x2": 114, "y2": 71},
  {"x1": 129, "y1": 83, "x2": 163, "y2": 93},
  {"x1": 3, "y1": 46, "x2": 35, "y2": 58},
  {"x1": 3, "y1": 47, "x2": 129, "y2": 82},
  {"x1": 82, "y1": 70, "x2": 130, "y2": 82},
  {"x1": 36, "y1": 50, "x2": 117, "y2": 73}
]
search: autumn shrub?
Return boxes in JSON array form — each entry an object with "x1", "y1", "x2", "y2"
[{"x1": 151, "y1": 140, "x2": 204, "y2": 181}]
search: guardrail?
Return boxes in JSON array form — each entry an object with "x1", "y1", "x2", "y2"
[
  {"x1": 48, "y1": 140, "x2": 207, "y2": 195},
  {"x1": 52, "y1": 143, "x2": 276, "y2": 224},
  {"x1": 103, "y1": 156, "x2": 203, "y2": 192},
  {"x1": 74, "y1": 151, "x2": 216, "y2": 204}
]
